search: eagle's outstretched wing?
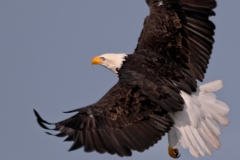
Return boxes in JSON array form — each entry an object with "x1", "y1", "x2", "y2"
[
  {"x1": 34, "y1": 0, "x2": 220, "y2": 158},
  {"x1": 135, "y1": 0, "x2": 216, "y2": 93},
  {"x1": 34, "y1": 71, "x2": 184, "y2": 156}
]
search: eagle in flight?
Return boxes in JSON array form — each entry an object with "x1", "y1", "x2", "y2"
[{"x1": 34, "y1": 0, "x2": 230, "y2": 158}]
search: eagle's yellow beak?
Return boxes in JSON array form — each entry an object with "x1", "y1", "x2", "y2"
[{"x1": 91, "y1": 56, "x2": 102, "y2": 65}]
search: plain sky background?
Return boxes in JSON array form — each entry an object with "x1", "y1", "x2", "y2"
[{"x1": 1, "y1": 0, "x2": 239, "y2": 160}]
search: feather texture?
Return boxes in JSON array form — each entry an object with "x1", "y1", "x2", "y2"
[{"x1": 168, "y1": 80, "x2": 230, "y2": 158}]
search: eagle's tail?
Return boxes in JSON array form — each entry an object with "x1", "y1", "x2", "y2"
[{"x1": 168, "y1": 80, "x2": 230, "y2": 158}]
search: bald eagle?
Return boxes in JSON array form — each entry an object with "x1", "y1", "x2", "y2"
[{"x1": 34, "y1": 0, "x2": 229, "y2": 158}]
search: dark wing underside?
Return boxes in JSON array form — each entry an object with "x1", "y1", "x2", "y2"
[
  {"x1": 182, "y1": 0, "x2": 216, "y2": 80},
  {"x1": 34, "y1": 71, "x2": 184, "y2": 156},
  {"x1": 35, "y1": 109, "x2": 172, "y2": 156},
  {"x1": 135, "y1": 0, "x2": 216, "y2": 93}
]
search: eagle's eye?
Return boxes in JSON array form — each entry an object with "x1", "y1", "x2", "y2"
[{"x1": 100, "y1": 57, "x2": 106, "y2": 61}]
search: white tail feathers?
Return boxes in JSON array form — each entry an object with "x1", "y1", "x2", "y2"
[
  {"x1": 168, "y1": 80, "x2": 230, "y2": 158},
  {"x1": 199, "y1": 79, "x2": 223, "y2": 93}
]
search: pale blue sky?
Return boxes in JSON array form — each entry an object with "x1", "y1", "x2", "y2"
[{"x1": 1, "y1": 1, "x2": 239, "y2": 160}]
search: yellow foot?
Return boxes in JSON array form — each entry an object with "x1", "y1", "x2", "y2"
[{"x1": 168, "y1": 146, "x2": 180, "y2": 159}]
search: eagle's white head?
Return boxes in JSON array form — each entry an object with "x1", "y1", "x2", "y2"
[{"x1": 91, "y1": 53, "x2": 128, "y2": 74}]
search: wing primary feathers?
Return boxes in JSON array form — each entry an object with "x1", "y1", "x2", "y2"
[
  {"x1": 33, "y1": 109, "x2": 57, "y2": 130},
  {"x1": 34, "y1": 106, "x2": 175, "y2": 156},
  {"x1": 91, "y1": 129, "x2": 107, "y2": 154},
  {"x1": 64, "y1": 134, "x2": 74, "y2": 141},
  {"x1": 69, "y1": 131, "x2": 83, "y2": 151},
  {"x1": 136, "y1": 0, "x2": 216, "y2": 91}
]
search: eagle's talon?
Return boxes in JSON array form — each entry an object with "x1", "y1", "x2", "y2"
[{"x1": 168, "y1": 146, "x2": 180, "y2": 159}]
